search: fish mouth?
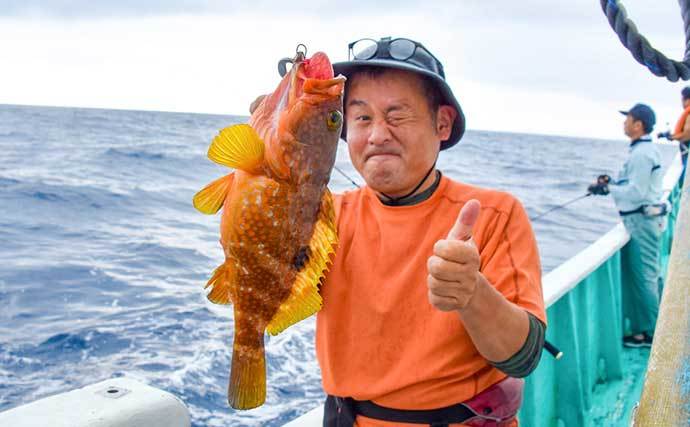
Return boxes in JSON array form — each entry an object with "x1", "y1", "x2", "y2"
[
  {"x1": 304, "y1": 75, "x2": 346, "y2": 93},
  {"x1": 287, "y1": 50, "x2": 345, "y2": 106},
  {"x1": 300, "y1": 75, "x2": 346, "y2": 103},
  {"x1": 287, "y1": 64, "x2": 345, "y2": 107}
]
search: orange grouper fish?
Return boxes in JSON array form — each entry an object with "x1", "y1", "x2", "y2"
[{"x1": 193, "y1": 51, "x2": 345, "y2": 410}]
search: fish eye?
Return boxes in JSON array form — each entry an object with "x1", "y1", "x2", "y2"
[{"x1": 326, "y1": 110, "x2": 342, "y2": 131}]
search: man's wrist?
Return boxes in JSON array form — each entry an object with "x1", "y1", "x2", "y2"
[{"x1": 457, "y1": 272, "x2": 487, "y2": 316}]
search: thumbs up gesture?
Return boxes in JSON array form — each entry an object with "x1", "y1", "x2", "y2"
[{"x1": 427, "y1": 199, "x2": 482, "y2": 312}]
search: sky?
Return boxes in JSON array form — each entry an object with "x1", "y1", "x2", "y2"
[{"x1": 1, "y1": 0, "x2": 689, "y2": 139}]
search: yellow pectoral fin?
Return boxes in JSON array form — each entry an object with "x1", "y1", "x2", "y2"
[
  {"x1": 193, "y1": 173, "x2": 234, "y2": 214},
  {"x1": 209, "y1": 124, "x2": 265, "y2": 174},
  {"x1": 266, "y1": 189, "x2": 337, "y2": 335},
  {"x1": 205, "y1": 260, "x2": 237, "y2": 305}
]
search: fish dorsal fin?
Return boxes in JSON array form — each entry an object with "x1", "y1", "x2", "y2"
[
  {"x1": 192, "y1": 173, "x2": 235, "y2": 215},
  {"x1": 208, "y1": 124, "x2": 265, "y2": 174},
  {"x1": 266, "y1": 189, "x2": 337, "y2": 335}
]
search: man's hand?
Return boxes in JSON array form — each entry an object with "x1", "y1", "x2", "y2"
[
  {"x1": 657, "y1": 131, "x2": 673, "y2": 141},
  {"x1": 426, "y1": 199, "x2": 532, "y2": 363},
  {"x1": 597, "y1": 174, "x2": 611, "y2": 184},
  {"x1": 427, "y1": 199, "x2": 482, "y2": 312},
  {"x1": 587, "y1": 182, "x2": 609, "y2": 196}
]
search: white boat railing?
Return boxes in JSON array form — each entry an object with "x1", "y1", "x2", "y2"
[{"x1": 543, "y1": 152, "x2": 683, "y2": 307}]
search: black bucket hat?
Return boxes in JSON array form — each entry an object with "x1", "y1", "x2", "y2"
[{"x1": 333, "y1": 36, "x2": 465, "y2": 151}]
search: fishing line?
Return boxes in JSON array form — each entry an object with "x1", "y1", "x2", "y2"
[
  {"x1": 529, "y1": 193, "x2": 592, "y2": 222},
  {"x1": 334, "y1": 165, "x2": 361, "y2": 188}
]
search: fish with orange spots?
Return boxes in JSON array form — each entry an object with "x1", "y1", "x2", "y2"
[{"x1": 193, "y1": 47, "x2": 345, "y2": 410}]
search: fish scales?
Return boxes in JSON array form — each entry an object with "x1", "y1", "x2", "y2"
[{"x1": 193, "y1": 50, "x2": 345, "y2": 409}]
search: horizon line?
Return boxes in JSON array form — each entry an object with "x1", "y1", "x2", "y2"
[{"x1": 0, "y1": 101, "x2": 624, "y2": 144}]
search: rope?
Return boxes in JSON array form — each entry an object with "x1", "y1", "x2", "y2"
[{"x1": 600, "y1": 0, "x2": 690, "y2": 81}]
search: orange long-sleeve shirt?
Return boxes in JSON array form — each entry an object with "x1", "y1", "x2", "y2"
[{"x1": 315, "y1": 175, "x2": 545, "y2": 425}]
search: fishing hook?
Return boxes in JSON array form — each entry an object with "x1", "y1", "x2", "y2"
[{"x1": 278, "y1": 43, "x2": 309, "y2": 77}]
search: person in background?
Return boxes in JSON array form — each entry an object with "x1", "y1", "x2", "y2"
[
  {"x1": 657, "y1": 86, "x2": 690, "y2": 185},
  {"x1": 588, "y1": 103, "x2": 667, "y2": 348}
]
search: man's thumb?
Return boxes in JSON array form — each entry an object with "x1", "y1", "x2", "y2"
[{"x1": 447, "y1": 199, "x2": 481, "y2": 241}]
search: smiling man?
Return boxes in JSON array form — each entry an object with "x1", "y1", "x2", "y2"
[{"x1": 314, "y1": 37, "x2": 547, "y2": 427}]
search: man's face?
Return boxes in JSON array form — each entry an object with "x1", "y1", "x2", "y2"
[
  {"x1": 623, "y1": 114, "x2": 643, "y2": 138},
  {"x1": 344, "y1": 70, "x2": 453, "y2": 196},
  {"x1": 683, "y1": 97, "x2": 690, "y2": 109}
]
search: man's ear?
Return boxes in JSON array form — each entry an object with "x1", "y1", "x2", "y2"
[
  {"x1": 633, "y1": 119, "x2": 644, "y2": 133},
  {"x1": 436, "y1": 106, "x2": 458, "y2": 141}
]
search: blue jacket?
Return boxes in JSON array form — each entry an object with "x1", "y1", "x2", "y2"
[{"x1": 609, "y1": 137, "x2": 663, "y2": 212}]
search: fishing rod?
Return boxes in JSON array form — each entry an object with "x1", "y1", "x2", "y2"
[
  {"x1": 544, "y1": 340, "x2": 563, "y2": 360},
  {"x1": 529, "y1": 193, "x2": 592, "y2": 223},
  {"x1": 525, "y1": 192, "x2": 596, "y2": 359},
  {"x1": 335, "y1": 163, "x2": 591, "y2": 224}
]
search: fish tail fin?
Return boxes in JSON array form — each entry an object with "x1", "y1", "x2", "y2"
[
  {"x1": 193, "y1": 173, "x2": 235, "y2": 215},
  {"x1": 228, "y1": 335, "x2": 266, "y2": 410},
  {"x1": 205, "y1": 261, "x2": 236, "y2": 305}
]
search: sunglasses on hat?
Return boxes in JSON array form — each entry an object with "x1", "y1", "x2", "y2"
[{"x1": 347, "y1": 37, "x2": 446, "y2": 79}]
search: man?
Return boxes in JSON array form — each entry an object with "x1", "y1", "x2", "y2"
[
  {"x1": 588, "y1": 103, "x2": 666, "y2": 348},
  {"x1": 316, "y1": 37, "x2": 546, "y2": 426},
  {"x1": 658, "y1": 86, "x2": 690, "y2": 184}
]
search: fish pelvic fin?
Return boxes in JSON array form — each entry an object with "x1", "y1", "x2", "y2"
[
  {"x1": 266, "y1": 189, "x2": 337, "y2": 335},
  {"x1": 209, "y1": 124, "x2": 265, "y2": 174},
  {"x1": 228, "y1": 336, "x2": 266, "y2": 409},
  {"x1": 192, "y1": 173, "x2": 235, "y2": 215},
  {"x1": 205, "y1": 260, "x2": 236, "y2": 305}
]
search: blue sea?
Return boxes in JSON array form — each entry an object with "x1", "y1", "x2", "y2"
[{"x1": 0, "y1": 104, "x2": 678, "y2": 426}]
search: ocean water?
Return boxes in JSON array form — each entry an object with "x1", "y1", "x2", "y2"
[{"x1": 0, "y1": 104, "x2": 678, "y2": 426}]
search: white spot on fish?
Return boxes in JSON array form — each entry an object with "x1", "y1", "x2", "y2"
[
  {"x1": 256, "y1": 195, "x2": 262, "y2": 204},
  {"x1": 267, "y1": 211, "x2": 273, "y2": 218}
]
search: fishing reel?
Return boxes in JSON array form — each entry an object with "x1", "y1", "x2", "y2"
[
  {"x1": 278, "y1": 44, "x2": 308, "y2": 77},
  {"x1": 597, "y1": 174, "x2": 611, "y2": 185}
]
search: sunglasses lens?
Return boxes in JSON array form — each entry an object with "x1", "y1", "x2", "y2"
[
  {"x1": 389, "y1": 39, "x2": 416, "y2": 60},
  {"x1": 351, "y1": 39, "x2": 378, "y2": 60}
]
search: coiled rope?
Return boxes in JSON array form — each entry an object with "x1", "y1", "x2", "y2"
[{"x1": 601, "y1": 0, "x2": 690, "y2": 81}]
